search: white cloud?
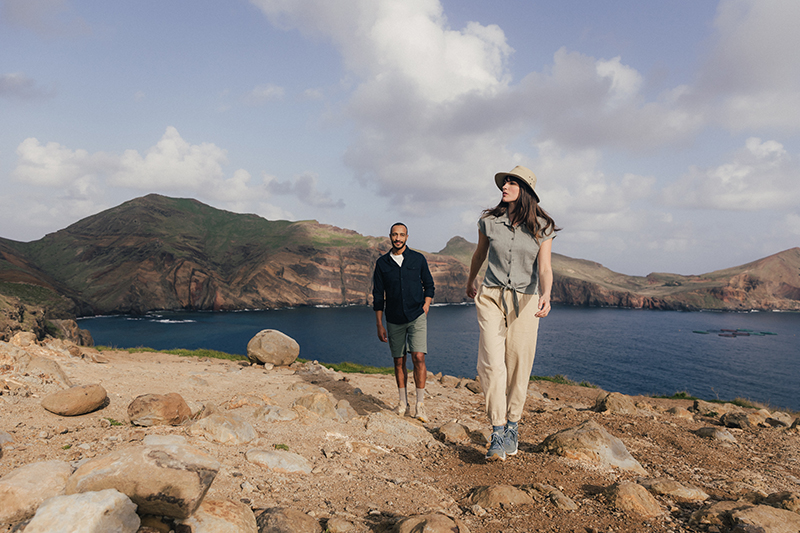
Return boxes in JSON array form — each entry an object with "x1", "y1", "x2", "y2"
[
  {"x1": 595, "y1": 56, "x2": 643, "y2": 108},
  {"x1": 266, "y1": 172, "x2": 345, "y2": 209},
  {"x1": 13, "y1": 127, "x2": 272, "y2": 204},
  {"x1": 0, "y1": 72, "x2": 54, "y2": 100},
  {"x1": 111, "y1": 127, "x2": 229, "y2": 189},
  {"x1": 250, "y1": 0, "x2": 512, "y2": 104},
  {"x1": 13, "y1": 137, "x2": 113, "y2": 186},
  {"x1": 6, "y1": 129, "x2": 298, "y2": 241},
  {"x1": 251, "y1": 0, "x2": 703, "y2": 222},
  {"x1": 513, "y1": 48, "x2": 704, "y2": 151},
  {"x1": 243, "y1": 83, "x2": 285, "y2": 105},
  {"x1": 699, "y1": 0, "x2": 800, "y2": 131},
  {"x1": 663, "y1": 137, "x2": 799, "y2": 210}
]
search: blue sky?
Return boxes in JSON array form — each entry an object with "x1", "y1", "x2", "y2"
[{"x1": 1, "y1": 0, "x2": 799, "y2": 276}]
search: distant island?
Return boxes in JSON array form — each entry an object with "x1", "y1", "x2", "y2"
[{"x1": 1, "y1": 194, "x2": 799, "y2": 338}]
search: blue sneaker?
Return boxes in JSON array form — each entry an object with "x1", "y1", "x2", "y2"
[
  {"x1": 504, "y1": 423, "x2": 518, "y2": 456},
  {"x1": 486, "y1": 431, "x2": 506, "y2": 462}
]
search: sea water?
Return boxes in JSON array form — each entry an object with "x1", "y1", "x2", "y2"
[{"x1": 78, "y1": 305, "x2": 800, "y2": 411}]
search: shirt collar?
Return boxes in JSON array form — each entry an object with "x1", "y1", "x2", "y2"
[{"x1": 494, "y1": 212, "x2": 513, "y2": 228}]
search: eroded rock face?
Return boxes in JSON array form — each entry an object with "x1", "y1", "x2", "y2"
[
  {"x1": 127, "y1": 392, "x2": 191, "y2": 426},
  {"x1": 247, "y1": 329, "x2": 300, "y2": 366},
  {"x1": 65, "y1": 443, "x2": 220, "y2": 519},
  {"x1": 41, "y1": 384, "x2": 107, "y2": 416},
  {"x1": 539, "y1": 419, "x2": 647, "y2": 475}
]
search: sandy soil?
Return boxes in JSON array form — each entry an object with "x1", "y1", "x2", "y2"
[{"x1": 2, "y1": 347, "x2": 799, "y2": 532}]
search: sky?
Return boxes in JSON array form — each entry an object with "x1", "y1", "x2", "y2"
[{"x1": 1, "y1": 0, "x2": 799, "y2": 276}]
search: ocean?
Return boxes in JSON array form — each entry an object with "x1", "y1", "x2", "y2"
[{"x1": 78, "y1": 304, "x2": 800, "y2": 412}]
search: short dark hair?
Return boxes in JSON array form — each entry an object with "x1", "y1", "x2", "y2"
[{"x1": 390, "y1": 222, "x2": 407, "y2": 233}]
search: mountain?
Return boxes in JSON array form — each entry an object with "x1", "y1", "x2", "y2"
[
  {"x1": 1, "y1": 194, "x2": 799, "y2": 318},
  {"x1": 0, "y1": 194, "x2": 469, "y2": 315}
]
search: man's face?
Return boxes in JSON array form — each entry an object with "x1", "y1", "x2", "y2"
[{"x1": 390, "y1": 225, "x2": 408, "y2": 252}]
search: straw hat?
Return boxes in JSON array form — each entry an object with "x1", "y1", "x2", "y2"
[{"x1": 494, "y1": 165, "x2": 540, "y2": 202}]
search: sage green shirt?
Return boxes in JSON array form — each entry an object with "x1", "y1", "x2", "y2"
[{"x1": 479, "y1": 213, "x2": 556, "y2": 295}]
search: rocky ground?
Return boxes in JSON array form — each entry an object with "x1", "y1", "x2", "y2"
[{"x1": 1, "y1": 333, "x2": 799, "y2": 533}]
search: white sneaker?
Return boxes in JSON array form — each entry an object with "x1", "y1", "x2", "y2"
[
  {"x1": 393, "y1": 403, "x2": 409, "y2": 416},
  {"x1": 415, "y1": 403, "x2": 428, "y2": 423}
]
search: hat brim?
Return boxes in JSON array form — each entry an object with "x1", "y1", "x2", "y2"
[{"x1": 494, "y1": 172, "x2": 540, "y2": 203}]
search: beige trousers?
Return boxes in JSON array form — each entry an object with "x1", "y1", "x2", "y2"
[{"x1": 475, "y1": 285, "x2": 540, "y2": 427}]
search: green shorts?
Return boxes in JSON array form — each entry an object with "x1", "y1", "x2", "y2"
[{"x1": 386, "y1": 313, "x2": 427, "y2": 358}]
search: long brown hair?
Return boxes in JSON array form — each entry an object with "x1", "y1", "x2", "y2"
[{"x1": 482, "y1": 177, "x2": 560, "y2": 241}]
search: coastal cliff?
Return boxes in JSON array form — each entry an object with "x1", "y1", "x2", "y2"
[{"x1": 1, "y1": 194, "x2": 799, "y2": 321}]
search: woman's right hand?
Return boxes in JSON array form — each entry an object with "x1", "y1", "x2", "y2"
[{"x1": 466, "y1": 279, "x2": 478, "y2": 299}]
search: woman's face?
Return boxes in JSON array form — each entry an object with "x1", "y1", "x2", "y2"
[{"x1": 501, "y1": 177, "x2": 521, "y2": 203}]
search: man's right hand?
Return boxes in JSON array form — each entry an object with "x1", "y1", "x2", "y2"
[{"x1": 377, "y1": 324, "x2": 388, "y2": 343}]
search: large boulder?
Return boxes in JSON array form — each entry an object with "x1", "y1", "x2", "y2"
[
  {"x1": 0, "y1": 460, "x2": 73, "y2": 525},
  {"x1": 65, "y1": 443, "x2": 220, "y2": 519},
  {"x1": 23, "y1": 489, "x2": 139, "y2": 533},
  {"x1": 246, "y1": 329, "x2": 299, "y2": 366},
  {"x1": 41, "y1": 383, "x2": 107, "y2": 416},
  {"x1": 127, "y1": 392, "x2": 192, "y2": 426},
  {"x1": 539, "y1": 419, "x2": 647, "y2": 475}
]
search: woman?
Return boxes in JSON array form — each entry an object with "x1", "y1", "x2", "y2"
[{"x1": 466, "y1": 165, "x2": 559, "y2": 462}]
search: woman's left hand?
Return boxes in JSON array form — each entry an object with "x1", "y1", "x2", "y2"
[{"x1": 535, "y1": 294, "x2": 551, "y2": 317}]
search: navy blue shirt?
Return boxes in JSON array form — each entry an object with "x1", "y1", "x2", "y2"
[{"x1": 372, "y1": 249, "x2": 435, "y2": 325}]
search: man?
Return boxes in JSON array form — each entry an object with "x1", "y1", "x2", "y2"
[{"x1": 373, "y1": 222, "x2": 435, "y2": 422}]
